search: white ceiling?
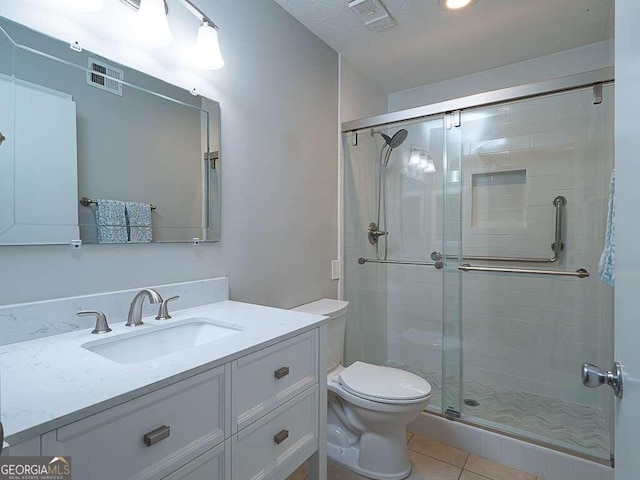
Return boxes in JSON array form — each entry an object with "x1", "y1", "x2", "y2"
[{"x1": 273, "y1": 0, "x2": 614, "y2": 93}]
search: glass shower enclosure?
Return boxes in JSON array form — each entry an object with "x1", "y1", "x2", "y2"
[{"x1": 342, "y1": 71, "x2": 614, "y2": 463}]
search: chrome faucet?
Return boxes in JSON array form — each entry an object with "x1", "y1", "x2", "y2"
[
  {"x1": 156, "y1": 295, "x2": 180, "y2": 320},
  {"x1": 126, "y1": 289, "x2": 163, "y2": 327},
  {"x1": 77, "y1": 310, "x2": 112, "y2": 334}
]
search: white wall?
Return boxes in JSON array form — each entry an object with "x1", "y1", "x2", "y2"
[
  {"x1": 340, "y1": 56, "x2": 387, "y2": 123},
  {"x1": 388, "y1": 40, "x2": 614, "y2": 112},
  {"x1": 0, "y1": 0, "x2": 339, "y2": 308}
]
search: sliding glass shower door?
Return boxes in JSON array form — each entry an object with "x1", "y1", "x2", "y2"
[
  {"x1": 342, "y1": 79, "x2": 614, "y2": 463},
  {"x1": 343, "y1": 115, "x2": 448, "y2": 412},
  {"x1": 448, "y1": 84, "x2": 614, "y2": 461}
]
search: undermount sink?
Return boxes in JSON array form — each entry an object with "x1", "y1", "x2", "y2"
[{"x1": 82, "y1": 318, "x2": 244, "y2": 364}]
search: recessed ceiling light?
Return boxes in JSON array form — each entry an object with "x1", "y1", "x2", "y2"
[{"x1": 441, "y1": 0, "x2": 475, "y2": 10}]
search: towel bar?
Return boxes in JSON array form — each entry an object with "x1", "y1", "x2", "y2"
[
  {"x1": 80, "y1": 197, "x2": 156, "y2": 210},
  {"x1": 358, "y1": 257, "x2": 444, "y2": 269},
  {"x1": 458, "y1": 263, "x2": 589, "y2": 278}
]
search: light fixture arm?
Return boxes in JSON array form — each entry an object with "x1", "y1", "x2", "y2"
[{"x1": 176, "y1": 0, "x2": 218, "y2": 29}]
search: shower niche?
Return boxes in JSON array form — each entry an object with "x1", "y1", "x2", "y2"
[{"x1": 470, "y1": 169, "x2": 527, "y2": 229}]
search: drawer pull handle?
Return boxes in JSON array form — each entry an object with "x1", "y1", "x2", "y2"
[
  {"x1": 143, "y1": 425, "x2": 171, "y2": 447},
  {"x1": 274, "y1": 429, "x2": 289, "y2": 445},
  {"x1": 274, "y1": 366, "x2": 290, "y2": 379}
]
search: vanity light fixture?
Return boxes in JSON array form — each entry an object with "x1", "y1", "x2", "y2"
[
  {"x1": 192, "y1": 21, "x2": 224, "y2": 70},
  {"x1": 441, "y1": 0, "x2": 475, "y2": 10},
  {"x1": 120, "y1": 0, "x2": 224, "y2": 70},
  {"x1": 409, "y1": 147, "x2": 436, "y2": 173},
  {"x1": 63, "y1": 0, "x2": 104, "y2": 12},
  {"x1": 138, "y1": 0, "x2": 173, "y2": 46}
]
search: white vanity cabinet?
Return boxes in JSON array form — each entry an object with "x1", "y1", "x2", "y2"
[
  {"x1": 34, "y1": 327, "x2": 325, "y2": 480},
  {"x1": 41, "y1": 366, "x2": 229, "y2": 480},
  {"x1": 162, "y1": 442, "x2": 231, "y2": 480}
]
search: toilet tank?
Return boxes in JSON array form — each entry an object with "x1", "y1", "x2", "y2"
[{"x1": 292, "y1": 299, "x2": 349, "y2": 372}]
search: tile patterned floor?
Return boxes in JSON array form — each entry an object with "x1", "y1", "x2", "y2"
[
  {"x1": 386, "y1": 362, "x2": 610, "y2": 458},
  {"x1": 287, "y1": 432, "x2": 546, "y2": 480}
]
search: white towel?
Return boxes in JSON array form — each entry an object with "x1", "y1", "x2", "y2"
[
  {"x1": 95, "y1": 199, "x2": 128, "y2": 243},
  {"x1": 125, "y1": 202, "x2": 153, "y2": 243},
  {"x1": 598, "y1": 170, "x2": 615, "y2": 286}
]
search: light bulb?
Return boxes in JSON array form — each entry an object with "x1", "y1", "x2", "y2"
[
  {"x1": 192, "y1": 22, "x2": 225, "y2": 70},
  {"x1": 138, "y1": 0, "x2": 173, "y2": 46},
  {"x1": 63, "y1": 0, "x2": 104, "y2": 12},
  {"x1": 422, "y1": 155, "x2": 436, "y2": 173},
  {"x1": 443, "y1": 0, "x2": 474, "y2": 10},
  {"x1": 409, "y1": 147, "x2": 421, "y2": 166}
]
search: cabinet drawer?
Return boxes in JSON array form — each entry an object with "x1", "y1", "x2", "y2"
[
  {"x1": 46, "y1": 367, "x2": 227, "y2": 480},
  {"x1": 232, "y1": 385, "x2": 318, "y2": 480},
  {"x1": 232, "y1": 330, "x2": 318, "y2": 430},
  {"x1": 163, "y1": 440, "x2": 230, "y2": 480}
]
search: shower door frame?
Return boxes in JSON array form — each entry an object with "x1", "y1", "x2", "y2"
[
  {"x1": 343, "y1": 68, "x2": 613, "y2": 133},
  {"x1": 342, "y1": 67, "x2": 615, "y2": 465}
]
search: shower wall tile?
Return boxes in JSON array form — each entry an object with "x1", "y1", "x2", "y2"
[
  {"x1": 522, "y1": 445, "x2": 549, "y2": 478},
  {"x1": 547, "y1": 454, "x2": 575, "y2": 480},
  {"x1": 480, "y1": 433, "x2": 503, "y2": 463},
  {"x1": 500, "y1": 438, "x2": 525, "y2": 470}
]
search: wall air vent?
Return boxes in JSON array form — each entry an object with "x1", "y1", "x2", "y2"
[
  {"x1": 86, "y1": 57, "x2": 124, "y2": 96},
  {"x1": 348, "y1": 0, "x2": 396, "y2": 32}
]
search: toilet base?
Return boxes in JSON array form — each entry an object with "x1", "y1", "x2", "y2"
[{"x1": 327, "y1": 439, "x2": 412, "y2": 480}]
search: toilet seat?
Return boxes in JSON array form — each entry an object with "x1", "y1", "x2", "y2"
[{"x1": 338, "y1": 362, "x2": 431, "y2": 405}]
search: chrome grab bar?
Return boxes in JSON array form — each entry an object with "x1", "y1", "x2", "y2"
[
  {"x1": 458, "y1": 263, "x2": 589, "y2": 278},
  {"x1": 358, "y1": 257, "x2": 444, "y2": 269},
  {"x1": 432, "y1": 195, "x2": 566, "y2": 264}
]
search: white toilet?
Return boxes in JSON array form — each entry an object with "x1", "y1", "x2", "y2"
[{"x1": 293, "y1": 299, "x2": 431, "y2": 480}]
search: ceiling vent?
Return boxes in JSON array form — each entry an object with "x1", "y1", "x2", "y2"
[
  {"x1": 86, "y1": 57, "x2": 124, "y2": 96},
  {"x1": 348, "y1": 0, "x2": 396, "y2": 32}
]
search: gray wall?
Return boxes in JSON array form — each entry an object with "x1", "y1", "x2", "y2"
[{"x1": 0, "y1": 0, "x2": 339, "y2": 308}]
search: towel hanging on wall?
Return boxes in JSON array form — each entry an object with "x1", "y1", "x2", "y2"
[
  {"x1": 126, "y1": 202, "x2": 153, "y2": 243},
  {"x1": 598, "y1": 169, "x2": 615, "y2": 286},
  {"x1": 95, "y1": 199, "x2": 128, "y2": 243}
]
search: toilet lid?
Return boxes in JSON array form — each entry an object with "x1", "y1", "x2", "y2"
[{"x1": 338, "y1": 361, "x2": 431, "y2": 402}]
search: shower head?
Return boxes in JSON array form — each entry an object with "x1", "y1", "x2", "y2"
[
  {"x1": 371, "y1": 128, "x2": 408, "y2": 149},
  {"x1": 389, "y1": 129, "x2": 408, "y2": 149}
]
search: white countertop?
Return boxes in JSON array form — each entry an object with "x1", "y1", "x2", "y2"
[{"x1": 0, "y1": 300, "x2": 328, "y2": 445}]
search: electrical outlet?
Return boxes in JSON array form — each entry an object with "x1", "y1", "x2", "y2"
[{"x1": 331, "y1": 260, "x2": 341, "y2": 280}]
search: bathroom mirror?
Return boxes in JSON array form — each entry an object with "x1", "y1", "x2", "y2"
[{"x1": 0, "y1": 16, "x2": 221, "y2": 245}]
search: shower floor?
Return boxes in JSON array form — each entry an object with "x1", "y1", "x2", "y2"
[{"x1": 386, "y1": 362, "x2": 611, "y2": 459}]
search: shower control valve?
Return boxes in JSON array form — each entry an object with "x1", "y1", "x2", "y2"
[{"x1": 367, "y1": 222, "x2": 387, "y2": 245}]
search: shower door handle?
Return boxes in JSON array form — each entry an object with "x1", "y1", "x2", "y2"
[{"x1": 582, "y1": 362, "x2": 623, "y2": 398}]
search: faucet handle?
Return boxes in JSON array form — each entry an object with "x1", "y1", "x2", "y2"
[
  {"x1": 77, "y1": 310, "x2": 112, "y2": 334},
  {"x1": 155, "y1": 295, "x2": 180, "y2": 320}
]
